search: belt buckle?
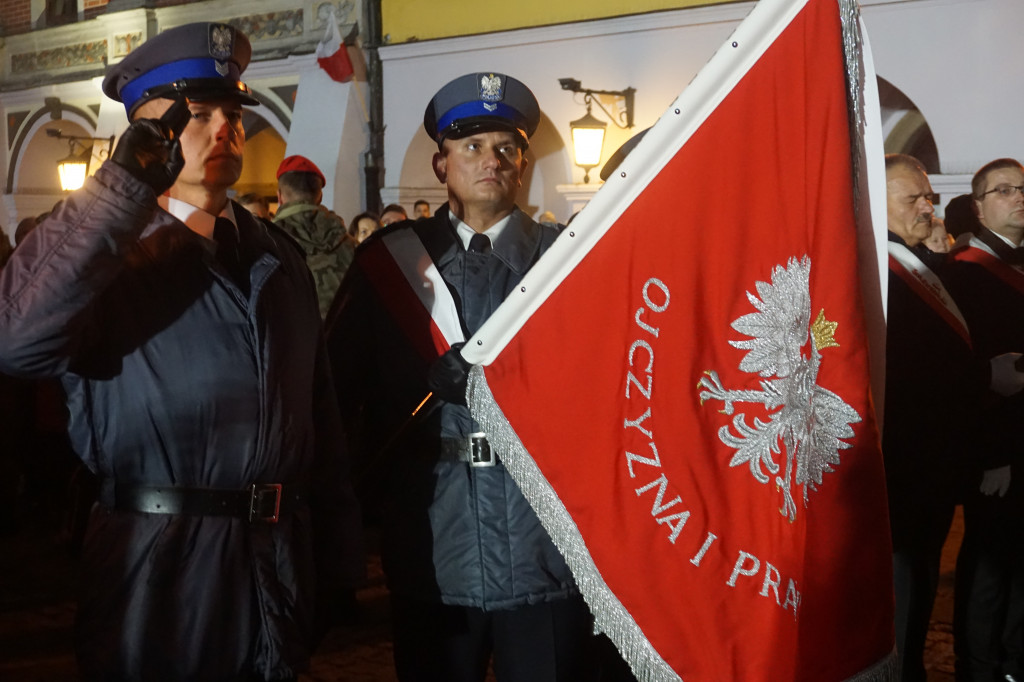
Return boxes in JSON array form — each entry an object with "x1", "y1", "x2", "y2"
[
  {"x1": 249, "y1": 483, "x2": 282, "y2": 523},
  {"x1": 468, "y1": 432, "x2": 494, "y2": 468}
]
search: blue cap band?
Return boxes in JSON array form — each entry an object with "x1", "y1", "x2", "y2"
[
  {"x1": 120, "y1": 57, "x2": 241, "y2": 112},
  {"x1": 436, "y1": 100, "x2": 525, "y2": 139}
]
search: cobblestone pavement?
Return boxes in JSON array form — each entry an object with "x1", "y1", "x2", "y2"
[
  {"x1": 0, "y1": 514, "x2": 964, "y2": 681},
  {"x1": 925, "y1": 506, "x2": 962, "y2": 682}
]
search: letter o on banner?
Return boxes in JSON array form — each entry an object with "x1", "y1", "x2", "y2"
[{"x1": 643, "y1": 278, "x2": 670, "y2": 312}]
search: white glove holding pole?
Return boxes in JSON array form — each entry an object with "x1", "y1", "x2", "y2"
[
  {"x1": 989, "y1": 352, "x2": 1024, "y2": 397},
  {"x1": 980, "y1": 465, "x2": 1011, "y2": 497}
]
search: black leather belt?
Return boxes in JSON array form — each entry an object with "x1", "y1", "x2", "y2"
[
  {"x1": 438, "y1": 433, "x2": 495, "y2": 468},
  {"x1": 112, "y1": 483, "x2": 307, "y2": 523}
]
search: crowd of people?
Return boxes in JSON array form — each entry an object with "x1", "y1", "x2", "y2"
[
  {"x1": 0, "y1": 20, "x2": 626, "y2": 682},
  {"x1": 2, "y1": 17, "x2": 1024, "y2": 682},
  {"x1": 885, "y1": 154, "x2": 1024, "y2": 682}
]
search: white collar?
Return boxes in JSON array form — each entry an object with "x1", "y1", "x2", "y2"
[
  {"x1": 450, "y1": 210, "x2": 512, "y2": 251},
  {"x1": 989, "y1": 229, "x2": 1020, "y2": 248},
  {"x1": 158, "y1": 196, "x2": 237, "y2": 241}
]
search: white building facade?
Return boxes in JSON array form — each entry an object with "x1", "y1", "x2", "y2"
[
  {"x1": 378, "y1": 0, "x2": 1023, "y2": 223},
  {"x1": 1, "y1": 0, "x2": 1019, "y2": 240}
]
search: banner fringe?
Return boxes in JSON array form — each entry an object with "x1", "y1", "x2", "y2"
[
  {"x1": 839, "y1": 0, "x2": 866, "y2": 202},
  {"x1": 843, "y1": 648, "x2": 898, "y2": 682},
  {"x1": 469, "y1": 365, "x2": 897, "y2": 682},
  {"x1": 468, "y1": 366, "x2": 682, "y2": 682}
]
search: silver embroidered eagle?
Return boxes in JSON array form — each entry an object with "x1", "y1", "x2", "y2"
[
  {"x1": 697, "y1": 256, "x2": 861, "y2": 522},
  {"x1": 480, "y1": 74, "x2": 502, "y2": 101},
  {"x1": 210, "y1": 25, "x2": 233, "y2": 59}
]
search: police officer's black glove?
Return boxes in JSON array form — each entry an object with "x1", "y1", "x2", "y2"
[
  {"x1": 111, "y1": 96, "x2": 191, "y2": 195},
  {"x1": 427, "y1": 342, "x2": 471, "y2": 405}
]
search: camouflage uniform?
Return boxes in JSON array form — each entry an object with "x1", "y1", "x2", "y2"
[{"x1": 274, "y1": 202, "x2": 356, "y2": 318}]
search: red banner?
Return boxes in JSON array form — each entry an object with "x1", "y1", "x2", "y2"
[{"x1": 469, "y1": 0, "x2": 894, "y2": 679}]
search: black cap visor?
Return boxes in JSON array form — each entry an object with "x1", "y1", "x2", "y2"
[
  {"x1": 128, "y1": 79, "x2": 259, "y2": 116},
  {"x1": 438, "y1": 116, "x2": 529, "y2": 150}
]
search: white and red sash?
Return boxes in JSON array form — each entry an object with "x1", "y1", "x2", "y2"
[
  {"x1": 359, "y1": 228, "x2": 464, "y2": 362},
  {"x1": 887, "y1": 241, "x2": 971, "y2": 347},
  {"x1": 952, "y1": 237, "x2": 1024, "y2": 298}
]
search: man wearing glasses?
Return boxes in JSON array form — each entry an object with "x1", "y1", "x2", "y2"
[{"x1": 946, "y1": 158, "x2": 1024, "y2": 682}]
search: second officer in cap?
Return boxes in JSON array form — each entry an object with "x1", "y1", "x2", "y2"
[
  {"x1": 327, "y1": 73, "x2": 594, "y2": 681},
  {"x1": 0, "y1": 22, "x2": 361, "y2": 681}
]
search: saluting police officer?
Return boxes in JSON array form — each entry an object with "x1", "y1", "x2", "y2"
[
  {"x1": 326, "y1": 73, "x2": 595, "y2": 681},
  {"x1": 0, "y1": 22, "x2": 361, "y2": 681}
]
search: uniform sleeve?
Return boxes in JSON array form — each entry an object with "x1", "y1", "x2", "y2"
[{"x1": 0, "y1": 162, "x2": 158, "y2": 377}]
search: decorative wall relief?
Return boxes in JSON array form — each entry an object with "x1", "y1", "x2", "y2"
[
  {"x1": 315, "y1": 1, "x2": 355, "y2": 31},
  {"x1": 112, "y1": 32, "x2": 142, "y2": 58},
  {"x1": 11, "y1": 40, "x2": 108, "y2": 74},
  {"x1": 229, "y1": 11, "x2": 304, "y2": 41}
]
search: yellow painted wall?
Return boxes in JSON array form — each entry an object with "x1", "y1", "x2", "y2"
[{"x1": 382, "y1": 0, "x2": 741, "y2": 44}]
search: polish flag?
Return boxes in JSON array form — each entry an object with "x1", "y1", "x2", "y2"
[
  {"x1": 316, "y1": 6, "x2": 354, "y2": 83},
  {"x1": 463, "y1": 0, "x2": 895, "y2": 679}
]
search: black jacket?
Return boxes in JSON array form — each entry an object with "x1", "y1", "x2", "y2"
[
  {"x1": 944, "y1": 230, "x2": 1024, "y2": 470},
  {"x1": 326, "y1": 205, "x2": 576, "y2": 609},
  {"x1": 883, "y1": 234, "x2": 988, "y2": 498},
  {"x1": 0, "y1": 162, "x2": 361, "y2": 681}
]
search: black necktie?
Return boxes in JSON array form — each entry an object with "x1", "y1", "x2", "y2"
[
  {"x1": 468, "y1": 233, "x2": 491, "y2": 254},
  {"x1": 463, "y1": 233, "x2": 492, "y2": 333},
  {"x1": 213, "y1": 217, "x2": 248, "y2": 294}
]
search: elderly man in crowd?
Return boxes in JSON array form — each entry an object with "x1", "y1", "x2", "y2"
[{"x1": 883, "y1": 154, "x2": 997, "y2": 681}]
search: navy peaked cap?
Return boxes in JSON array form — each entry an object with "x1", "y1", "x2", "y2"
[
  {"x1": 423, "y1": 72, "x2": 539, "y2": 148},
  {"x1": 102, "y1": 22, "x2": 259, "y2": 116}
]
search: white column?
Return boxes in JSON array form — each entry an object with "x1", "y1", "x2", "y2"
[{"x1": 556, "y1": 183, "x2": 601, "y2": 219}]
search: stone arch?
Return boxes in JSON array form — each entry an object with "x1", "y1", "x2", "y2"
[
  {"x1": 236, "y1": 105, "x2": 288, "y2": 199},
  {"x1": 8, "y1": 103, "x2": 98, "y2": 194},
  {"x1": 524, "y1": 111, "x2": 572, "y2": 221},
  {"x1": 247, "y1": 87, "x2": 291, "y2": 139},
  {"x1": 397, "y1": 125, "x2": 440, "y2": 191},
  {"x1": 878, "y1": 76, "x2": 939, "y2": 174}
]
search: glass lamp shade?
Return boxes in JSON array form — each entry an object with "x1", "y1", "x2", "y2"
[
  {"x1": 57, "y1": 147, "x2": 91, "y2": 191},
  {"x1": 569, "y1": 110, "x2": 607, "y2": 182}
]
